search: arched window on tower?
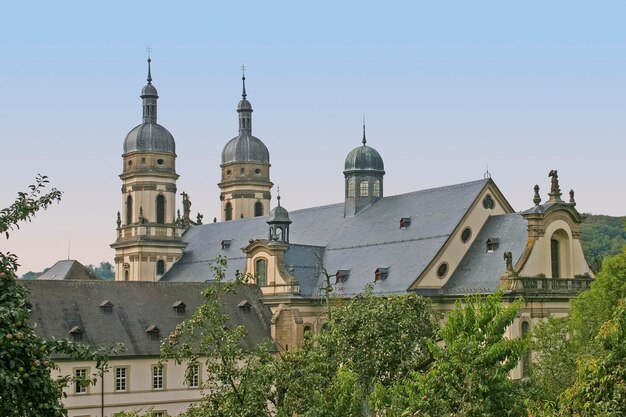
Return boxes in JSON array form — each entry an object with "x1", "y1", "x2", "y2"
[
  {"x1": 255, "y1": 259, "x2": 267, "y2": 286},
  {"x1": 124, "y1": 270, "x2": 129, "y2": 281},
  {"x1": 373, "y1": 179, "x2": 381, "y2": 197},
  {"x1": 359, "y1": 181, "x2": 369, "y2": 197},
  {"x1": 551, "y1": 239, "x2": 560, "y2": 278},
  {"x1": 225, "y1": 202, "x2": 233, "y2": 221},
  {"x1": 156, "y1": 195, "x2": 165, "y2": 224},
  {"x1": 254, "y1": 201, "x2": 263, "y2": 217},
  {"x1": 156, "y1": 260, "x2": 165, "y2": 275},
  {"x1": 126, "y1": 196, "x2": 133, "y2": 225},
  {"x1": 347, "y1": 177, "x2": 355, "y2": 198}
]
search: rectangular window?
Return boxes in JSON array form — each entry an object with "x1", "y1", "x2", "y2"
[
  {"x1": 154, "y1": 412, "x2": 166, "y2": 417},
  {"x1": 74, "y1": 368, "x2": 88, "y2": 394},
  {"x1": 152, "y1": 365, "x2": 164, "y2": 390},
  {"x1": 115, "y1": 367, "x2": 128, "y2": 392},
  {"x1": 188, "y1": 364, "x2": 199, "y2": 388}
]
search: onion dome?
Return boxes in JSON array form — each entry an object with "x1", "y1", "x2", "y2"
[
  {"x1": 123, "y1": 58, "x2": 176, "y2": 154},
  {"x1": 221, "y1": 72, "x2": 270, "y2": 164},
  {"x1": 344, "y1": 124, "x2": 385, "y2": 174}
]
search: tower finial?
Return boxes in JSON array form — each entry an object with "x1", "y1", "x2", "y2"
[
  {"x1": 241, "y1": 64, "x2": 247, "y2": 99},
  {"x1": 277, "y1": 185, "x2": 281, "y2": 206},
  {"x1": 362, "y1": 114, "x2": 367, "y2": 145},
  {"x1": 146, "y1": 47, "x2": 153, "y2": 84}
]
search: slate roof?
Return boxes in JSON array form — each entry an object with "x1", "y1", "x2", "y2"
[
  {"x1": 23, "y1": 280, "x2": 273, "y2": 357},
  {"x1": 36, "y1": 260, "x2": 102, "y2": 281},
  {"x1": 441, "y1": 213, "x2": 528, "y2": 295},
  {"x1": 163, "y1": 179, "x2": 494, "y2": 297}
]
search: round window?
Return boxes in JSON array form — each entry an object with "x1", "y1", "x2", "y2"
[
  {"x1": 157, "y1": 159, "x2": 164, "y2": 166},
  {"x1": 226, "y1": 169, "x2": 232, "y2": 176},
  {"x1": 255, "y1": 168, "x2": 261, "y2": 175},
  {"x1": 128, "y1": 160, "x2": 133, "y2": 167},
  {"x1": 461, "y1": 227, "x2": 472, "y2": 243},
  {"x1": 482, "y1": 195, "x2": 495, "y2": 209},
  {"x1": 436, "y1": 262, "x2": 448, "y2": 278}
]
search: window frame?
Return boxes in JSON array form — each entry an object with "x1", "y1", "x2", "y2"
[
  {"x1": 114, "y1": 366, "x2": 129, "y2": 393},
  {"x1": 359, "y1": 181, "x2": 369, "y2": 197},
  {"x1": 156, "y1": 194, "x2": 165, "y2": 224},
  {"x1": 74, "y1": 367, "x2": 89, "y2": 395},
  {"x1": 152, "y1": 364, "x2": 165, "y2": 390},
  {"x1": 187, "y1": 364, "x2": 200, "y2": 389},
  {"x1": 255, "y1": 258, "x2": 268, "y2": 287}
]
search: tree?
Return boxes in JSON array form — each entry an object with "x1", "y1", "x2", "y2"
[
  {"x1": 557, "y1": 299, "x2": 626, "y2": 417},
  {"x1": 529, "y1": 247, "x2": 626, "y2": 414},
  {"x1": 160, "y1": 256, "x2": 275, "y2": 417},
  {"x1": 0, "y1": 176, "x2": 120, "y2": 416},
  {"x1": 87, "y1": 261, "x2": 115, "y2": 280},
  {"x1": 580, "y1": 214, "x2": 626, "y2": 273},
  {"x1": 371, "y1": 291, "x2": 529, "y2": 417},
  {"x1": 273, "y1": 285, "x2": 439, "y2": 417}
]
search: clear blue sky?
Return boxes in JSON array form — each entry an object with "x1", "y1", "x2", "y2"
[{"x1": 1, "y1": 1, "x2": 625, "y2": 274}]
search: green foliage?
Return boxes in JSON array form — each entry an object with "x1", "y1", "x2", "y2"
[
  {"x1": 581, "y1": 214, "x2": 626, "y2": 273},
  {"x1": 87, "y1": 261, "x2": 115, "y2": 280},
  {"x1": 274, "y1": 287, "x2": 439, "y2": 416},
  {"x1": 571, "y1": 250, "x2": 626, "y2": 345},
  {"x1": 20, "y1": 269, "x2": 48, "y2": 280},
  {"x1": 161, "y1": 256, "x2": 274, "y2": 417},
  {"x1": 529, "y1": 248, "x2": 626, "y2": 414},
  {"x1": 525, "y1": 316, "x2": 579, "y2": 403},
  {"x1": 0, "y1": 177, "x2": 121, "y2": 416},
  {"x1": 300, "y1": 364, "x2": 365, "y2": 417},
  {"x1": 371, "y1": 291, "x2": 529, "y2": 417}
]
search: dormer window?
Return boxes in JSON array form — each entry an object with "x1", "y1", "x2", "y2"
[
  {"x1": 100, "y1": 300, "x2": 113, "y2": 314},
  {"x1": 399, "y1": 217, "x2": 412, "y2": 229},
  {"x1": 375, "y1": 267, "x2": 389, "y2": 281},
  {"x1": 335, "y1": 270, "x2": 351, "y2": 284},
  {"x1": 221, "y1": 240, "x2": 232, "y2": 250},
  {"x1": 146, "y1": 325, "x2": 160, "y2": 340},
  {"x1": 68, "y1": 326, "x2": 83, "y2": 341},
  {"x1": 172, "y1": 301, "x2": 186, "y2": 315},
  {"x1": 486, "y1": 237, "x2": 500, "y2": 253},
  {"x1": 238, "y1": 300, "x2": 252, "y2": 312}
]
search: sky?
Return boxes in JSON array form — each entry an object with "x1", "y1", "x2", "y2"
[{"x1": 1, "y1": 1, "x2": 625, "y2": 274}]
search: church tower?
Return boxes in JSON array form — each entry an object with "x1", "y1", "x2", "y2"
[
  {"x1": 344, "y1": 122, "x2": 385, "y2": 217},
  {"x1": 219, "y1": 70, "x2": 273, "y2": 221},
  {"x1": 111, "y1": 58, "x2": 186, "y2": 281}
]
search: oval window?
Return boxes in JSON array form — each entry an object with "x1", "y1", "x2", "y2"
[
  {"x1": 436, "y1": 262, "x2": 448, "y2": 278},
  {"x1": 157, "y1": 159, "x2": 164, "y2": 166},
  {"x1": 461, "y1": 227, "x2": 472, "y2": 243},
  {"x1": 482, "y1": 195, "x2": 495, "y2": 209}
]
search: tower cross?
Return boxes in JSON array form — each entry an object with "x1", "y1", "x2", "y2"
[
  {"x1": 241, "y1": 64, "x2": 246, "y2": 77},
  {"x1": 146, "y1": 46, "x2": 152, "y2": 59}
]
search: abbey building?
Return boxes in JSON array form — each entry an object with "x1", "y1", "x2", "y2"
[
  {"x1": 110, "y1": 58, "x2": 594, "y2": 355},
  {"x1": 26, "y1": 59, "x2": 594, "y2": 416}
]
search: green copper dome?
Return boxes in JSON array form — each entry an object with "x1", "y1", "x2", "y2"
[{"x1": 344, "y1": 124, "x2": 385, "y2": 174}]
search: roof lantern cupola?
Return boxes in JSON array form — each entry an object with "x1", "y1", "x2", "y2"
[
  {"x1": 343, "y1": 118, "x2": 385, "y2": 217},
  {"x1": 267, "y1": 190, "x2": 292, "y2": 244}
]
